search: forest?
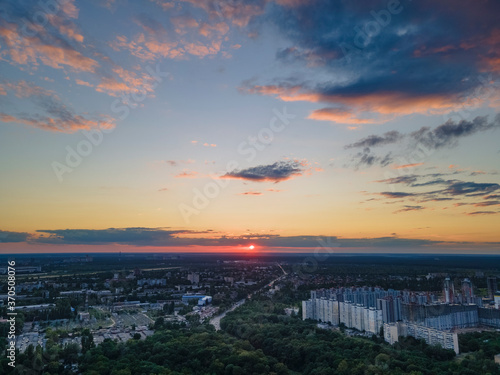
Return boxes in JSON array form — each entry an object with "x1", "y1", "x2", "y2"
[{"x1": 3, "y1": 294, "x2": 500, "y2": 374}]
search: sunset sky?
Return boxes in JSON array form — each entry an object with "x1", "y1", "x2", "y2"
[{"x1": 0, "y1": 0, "x2": 499, "y2": 254}]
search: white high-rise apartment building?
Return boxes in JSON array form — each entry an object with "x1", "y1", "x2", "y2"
[{"x1": 383, "y1": 322, "x2": 459, "y2": 354}]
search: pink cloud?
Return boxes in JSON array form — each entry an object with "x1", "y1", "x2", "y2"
[
  {"x1": 175, "y1": 170, "x2": 199, "y2": 178},
  {"x1": 4, "y1": 80, "x2": 55, "y2": 98},
  {"x1": 393, "y1": 163, "x2": 425, "y2": 169},
  {"x1": 275, "y1": 0, "x2": 316, "y2": 7},
  {"x1": 178, "y1": 0, "x2": 265, "y2": 28},
  {"x1": 75, "y1": 79, "x2": 93, "y2": 87},
  {"x1": 239, "y1": 191, "x2": 263, "y2": 196},
  {"x1": 242, "y1": 83, "x2": 488, "y2": 123},
  {"x1": 0, "y1": 112, "x2": 114, "y2": 133},
  {"x1": 308, "y1": 107, "x2": 379, "y2": 124},
  {"x1": 0, "y1": 13, "x2": 97, "y2": 73},
  {"x1": 0, "y1": 80, "x2": 115, "y2": 133},
  {"x1": 95, "y1": 66, "x2": 156, "y2": 97}
]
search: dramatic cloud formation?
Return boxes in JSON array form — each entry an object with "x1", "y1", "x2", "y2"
[
  {"x1": 1, "y1": 0, "x2": 499, "y2": 253},
  {"x1": 221, "y1": 161, "x2": 305, "y2": 182},
  {"x1": 241, "y1": 0, "x2": 500, "y2": 124}
]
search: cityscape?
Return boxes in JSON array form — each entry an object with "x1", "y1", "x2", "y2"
[
  {"x1": 1, "y1": 0, "x2": 500, "y2": 374},
  {"x1": 1, "y1": 254, "x2": 500, "y2": 373}
]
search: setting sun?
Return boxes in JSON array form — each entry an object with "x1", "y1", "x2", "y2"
[{"x1": 249, "y1": 245, "x2": 255, "y2": 250}]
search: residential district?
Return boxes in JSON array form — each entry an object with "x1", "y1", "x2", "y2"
[
  {"x1": 2, "y1": 253, "x2": 500, "y2": 374},
  {"x1": 302, "y1": 277, "x2": 500, "y2": 354}
]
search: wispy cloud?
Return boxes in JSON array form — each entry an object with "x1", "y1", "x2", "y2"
[
  {"x1": 0, "y1": 80, "x2": 115, "y2": 133},
  {"x1": 157, "y1": 159, "x2": 196, "y2": 167},
  {"x1": 379, "y1": 192, "x2": 416, "y2": 199},
  {"x1": 373, "y1": 173, "x2": 500, "y2": 214},
  {"x1": 346, "y1": 115, "x2": 500, "y2": 168},
  {"x1": 175, "y1": 170, "x2": 199, "y2": 178},
  {"x1": 345, "y1": 131, "x2": 403, "y2": 149},
  {"x1": 239, "y1": 191, "x2": 263, "y2": 196},
  {"x1": 394, "y1": 205, "x2": 425, "y2": 213},
  {"x1": 0, "y1": 1, "x2": 97, "y2": 72},
  {"x1": 393, "y1": 163, "x2": 424, "y2": 169},
  {"x1": 466, "y1": 211, "x2": 499, "y2": 216},
  {"x1": 350, "y1": 149, "x2": 392, "y2": 169},
  {"x1": 411, "y1": 115, "x2": 500, "y2": 149}
]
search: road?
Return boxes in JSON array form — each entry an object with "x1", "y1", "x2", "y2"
[
  {"x1": 209, "y1": 299, "x2": 246, "y2": 331},
  {"x1": 209, "y1": 266, "x2": 287, "y2": 331}
]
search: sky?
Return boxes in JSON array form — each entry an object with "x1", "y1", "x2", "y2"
[{"x1": 0, "y1": 0, "x2": 499, "y2": 254}]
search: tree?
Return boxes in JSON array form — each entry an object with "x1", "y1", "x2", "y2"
[
  {"x1": 154, "y1": 317, "x2": 164, "y2": 329},
  {"x1": 62, "y1": 342, "x2": 80, "y2": 364},
  {"x1": 337, "y1": 359, "x2": 349, "y2": 374},
  {"x1": 81, "y1": 329, "x2": 95, "y2": 354}
]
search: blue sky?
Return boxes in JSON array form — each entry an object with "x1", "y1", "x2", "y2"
[{"x1": 0, "y1": 0, "x2": 499, "y2": 254}]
